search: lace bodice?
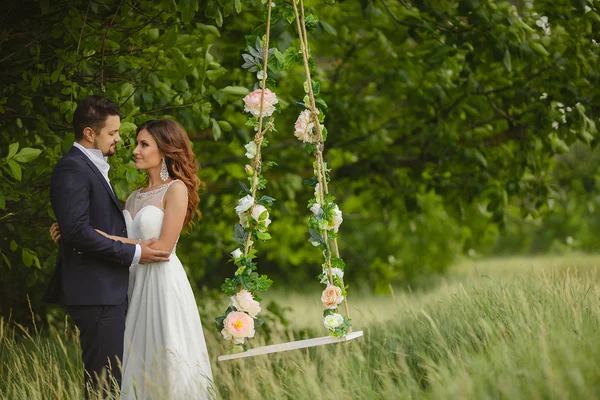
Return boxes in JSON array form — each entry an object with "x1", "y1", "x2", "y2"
[{"x1": 123, "y1": 180, "x2": 186, "y2": 254}]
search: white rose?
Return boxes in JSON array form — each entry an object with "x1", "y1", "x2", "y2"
[
  {"x1": 231, "y1": 248, "x2": 243, "y2": 260},
  {"x1": 320, "y1": 267, "x2": 344, "y2": 284},
  {"x1": 245, "y1": 141, "x2": 257, "y2": 159},
  {"x1": 231, "y1": 289, "x2": 261, "y2": 317},
  {"x1": 310, "y1": 203, "x2": 321, "y2": 215},
  {"x1": 323, "y1": 313, "x2": 344, "y2": 330},
  {"x1": 235, "y1": 195, "x2": 254, "y2": 214},
  {"x1": 250, "y1": 204, "x2": 271, "y2": 231},
  {"x1": 239, "y1": 213, "x2": 249, "y2": 227},
  {"x1": 251, "y1": 204, "x2": 267, "y2": 221},
  {"x1": 331, "y1": 205, "x2": 343, "y2": 233}
]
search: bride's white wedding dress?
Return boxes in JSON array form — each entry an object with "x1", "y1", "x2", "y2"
[{"x1": 121, "y1": 180, "x2": 214, "y2": 399}]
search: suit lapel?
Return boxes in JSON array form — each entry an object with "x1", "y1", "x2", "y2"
[{"x1": 69, "y1": 146, "x2": 123, "y2": 211}]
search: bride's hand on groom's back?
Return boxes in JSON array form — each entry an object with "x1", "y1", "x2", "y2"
[
  {"x1": 50, "y1": 222, "x2": 61, "y2": 244},
  {"x1": 139, "y1": 238, "x2": 171, "y2": 264}
]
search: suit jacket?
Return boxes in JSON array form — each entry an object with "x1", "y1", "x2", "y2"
[{"x1": 43, "y1": 145, "x2": 136, "y2": 305}]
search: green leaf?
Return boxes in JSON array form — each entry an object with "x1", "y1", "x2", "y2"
[
  {"x1": 549, "y1": 133, "x2": 569, "y2": 153},
  {"x1": 257, "y1": 196, "x2": 275, "y2": 206},
  {"x1": 303, "y1": 177, "x2": 318, "y2": 186},
  {"x1": 13, "y1": 148, "x2": 41, "y2": 164},
  {"x1": 211, "y1": 118, "x2": 222, "y2": 140},
  {"x1": 221, "y1": 86, "x2": 250, "y2": 96},
  {"x1": 22, "y1": 248, "x2": 33, "y2": 267},
  {"x1": 0, "y1": 192, "x2": 5, "y2": 209},
  {"x1": 164, "y1": 28, "x2": 178, "y2": 50},
  {"x1": 256, "y1": 231, "x2": 271, "y2": 240},
  {"x1": 309, "y1": 228, "x2": 324, "y2": 246},
  {"x1": 312, "y1": 81, "x2": 321, "y2": 96},
  {"x1": 214, "y1": 8, "x2": 223, "y2": 27},
  {"x1": 7, "y1": 160, "x2": 22, "y2": 181},
  {"x1": 235, "y1": 0, "x2": 242, "y2": 13},
  {"x1": 1, "y1": 252, "x2": 11, "y2": 269},
  {"x1": 530, "y1": 42, "x2": 549, "y2": 57},
  {"x1": 217, "y1": 120, "x2": 232, "y2": 132},
  {"x1": 319, "y1": 20, "x2": 337, "y2": 35},
  {"x1": 473, "y1": 149, "x2": 488, "y2": 168},
  {"x1": 120, "y1": 121, "x2": 137, "y2": 135},
  {"x1": 180, "y1": 0, "x2": 199, "y2": 24},
  {"x1": 10, "y1": 240, "x2": 17, "y2": 252},
  {"x1": 7, "y1": 143, "x2": 19, "y2": 159},
  {"x1": 315, "y1": 98, "x2": 328, "y2": 109},
  {"x1": 503, "y1": 49, "x2": 511, "y2": 73},
  {"x1": 31, "y1": 76, "x2": 40, "y2": 91}
]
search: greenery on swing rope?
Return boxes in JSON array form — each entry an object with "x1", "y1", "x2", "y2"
[
  {"x1": 290, "y1": 0, "x2": 351, "y2": 337},
  {"x1": 215, "y1": 1, "x2": 278, "y2": 349}
]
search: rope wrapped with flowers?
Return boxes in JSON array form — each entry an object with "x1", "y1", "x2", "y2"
[
  {"x1": 215, "y1": 1, "x2": 278, "y2": 351},
  {"x1": 291, "y1": 0, "x2": 352, "y2": 337}
]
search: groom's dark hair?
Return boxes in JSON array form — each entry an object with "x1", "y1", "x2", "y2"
[{"x1": 73, "y1": 95, "x2": 122, "y2": 141}]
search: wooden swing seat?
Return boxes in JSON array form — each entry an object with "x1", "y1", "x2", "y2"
[{"x1": 218, "y1": 330, "x2": 364, "y2": 361}]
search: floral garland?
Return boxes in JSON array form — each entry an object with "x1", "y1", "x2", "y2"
[
  {"x1": 291, "y1": 0, "x2": 352, "y2": 338},
  {"x1": 215, "y1": 1, "x2": 278, "y2": 351}
]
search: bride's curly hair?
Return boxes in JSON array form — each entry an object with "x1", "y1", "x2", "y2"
[{"x1": 136, "y1": 119, "x2": 204, "y2": 229}]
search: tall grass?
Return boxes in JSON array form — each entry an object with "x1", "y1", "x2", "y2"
[{"x1": 2, "y1": 254, "x2": 600, "y2": 399}]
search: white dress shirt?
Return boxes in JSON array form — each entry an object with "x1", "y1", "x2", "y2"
[{"x1": 73, "y1": 142, "x2": 141, "y2": 265}]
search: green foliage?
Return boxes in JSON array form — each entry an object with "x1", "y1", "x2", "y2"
[
  {"x1": 0, "y1": 0, "x2": 243, "y2": 323},
  {"x1": 2, "y1": 0, "x2": 600, "y2": 326}
]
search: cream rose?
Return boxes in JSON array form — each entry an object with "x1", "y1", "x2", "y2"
[
  {"x1": 235, "y1": 195, "x2": 254, "y2": 214},
  {"x1": 221, "y1": 311, "x2": 256, "y2": 344},
  {"x1": 294, "y1": 110, "x2": 315, "y2": 143},
  {"x1": 321, "y1": 284, "x2": 344, "y2": 309},
  {"x1": 243, "y1": 88, "x2": 278, "y2": 117},
  {"x1": 244, "y1": 141, "x2": 257, "y2": 159},
  {"x1": 231, "y1": 289, "x2": 261, "y2": 317},
  {"x1": 324, "y1": 313, "x2": 344, "y2": 330}
]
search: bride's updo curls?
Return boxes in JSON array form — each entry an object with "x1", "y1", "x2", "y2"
[{"x1": 136, "y1": 119, "x2": 204, "y2": 228}]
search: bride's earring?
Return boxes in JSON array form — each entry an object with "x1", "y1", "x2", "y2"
[{"x1": 160, "y1": 158, "x2": 169, "y2": 182}]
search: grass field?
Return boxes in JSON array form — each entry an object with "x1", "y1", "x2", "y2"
[{"x1": 2, "y1": 254, "x2": 600, "y2": 399}]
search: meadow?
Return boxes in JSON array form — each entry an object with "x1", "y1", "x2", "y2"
[{"x1": 2, "y1": 254, "x2": 600, "y2": 399}]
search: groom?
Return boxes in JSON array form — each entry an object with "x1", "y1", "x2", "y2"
[{"x1": 44, "y1": 95, "x2": 171, "y2": 397}]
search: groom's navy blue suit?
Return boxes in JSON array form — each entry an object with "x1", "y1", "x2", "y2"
[{"x1": 44, "y1": 145, "x2": 135, "y2": 395}]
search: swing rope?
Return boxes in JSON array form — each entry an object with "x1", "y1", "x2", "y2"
[
  {"x1": 291, "y1": 0, "x2": 352, "y2": 327},
  {"x1": 243, "y1": 1, "x2": 274, "y2": 256}
]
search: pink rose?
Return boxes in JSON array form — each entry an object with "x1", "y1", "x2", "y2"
[
  {"x1": 294, "y1": 110, "x2": 315, "y2": 143},
  {"x1": 221, "y1": 311, "x2": 256, "y2": 344},
  {"x1": 231, "y1": 289, "x2": 262, "y2": 317},
  {"x1": 321, "y1": 284, "x2": 344, "y2": 309},
  {"x1": 243, "y1": 89, "x2": 278, "y2": 117}
]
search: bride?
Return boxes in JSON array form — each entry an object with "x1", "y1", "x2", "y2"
[{"x1": 53, "y1": 119, "x2": 214, "y2": 399}]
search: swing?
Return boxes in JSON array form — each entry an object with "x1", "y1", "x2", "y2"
[{"x1": 217, "y1": 0, "x2": 363, "y2": 362}]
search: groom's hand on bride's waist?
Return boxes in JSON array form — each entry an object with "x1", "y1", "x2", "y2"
[{"x1": 139, "y1": 238, "x2": 171, "y2": 264}]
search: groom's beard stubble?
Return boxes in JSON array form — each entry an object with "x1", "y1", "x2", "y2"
[{"x1": 94, "y1": 138, "x2": 117, "y2": 157}]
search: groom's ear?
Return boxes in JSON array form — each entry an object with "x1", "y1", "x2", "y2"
[{"x1": 82, "y1": 126, "x2": 95, "y2": 143}]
